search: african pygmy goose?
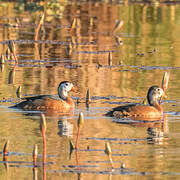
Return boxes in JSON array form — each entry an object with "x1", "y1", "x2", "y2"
[
  {"x1": 105, "y1": 86, "x2": 166, "y2": 118},
  {"x1": 11, "y1": 81, "x2": 75, "y2": 113}
]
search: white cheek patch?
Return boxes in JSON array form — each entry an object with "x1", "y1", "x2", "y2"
[
  {"x1": 65, "y1": 83, "x2": 73, "y2": 92},
  {"x1": 155, "y1": 89, "x2": 163, "y2": 98},
  {"x1": 149, "y1": 88, "x2": 163, "y2": 100},
  {"x1": 157, "y1": 89, "x2": 163, "y2": 97},
  {"x1": 59, "y1": 82, "x2": 73, "y2": 93},
  {"x1": 154, "y1": 93, "x2": 160, "y2": 99},
  {"x1": 67, "y1": 83, "x2": 73, "y2": 92}
]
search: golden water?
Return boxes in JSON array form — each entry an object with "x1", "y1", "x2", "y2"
[{"x1": 0, "y1": 1, "x2": 180, "y2": 179}]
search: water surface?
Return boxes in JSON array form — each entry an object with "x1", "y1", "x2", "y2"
[{"x1": 0, "y1": 1, "x2": 180, "y2": 179}]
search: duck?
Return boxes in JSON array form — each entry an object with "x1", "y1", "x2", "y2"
[
  {"x1": 105, "y1": 86, "x2": 166, "y2": 118},
  {"x1": 10, "y1": 81, "x2": 76, "y2": 112}
]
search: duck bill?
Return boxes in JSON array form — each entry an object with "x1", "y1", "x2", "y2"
[
  {"x1": 160, "y1": 91, "x2": 167, "y2": 103},
  {"x1": 71, "y1": 86, "x2": 76, "y2": 92},
  {"x1": 162, "y1": 91, "x2": 167, "y2": 99}
]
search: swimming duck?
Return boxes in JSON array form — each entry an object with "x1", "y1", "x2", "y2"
[
  {"x1": 11, "y1": 81, "x2": 75, "y2": 112},
  {"x1": 105, "y1": 86, "x2": 166, "y2": 118}
]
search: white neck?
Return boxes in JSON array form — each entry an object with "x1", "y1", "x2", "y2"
[
  {"x1": 59, "y1": 88, "x2": 68, "y2": 100},
  {"x1": 148, "y1": 91, "x2": 160, "y2": 106},
  {"x1": 149, "y1": 96, "x2": 158, "y2": 106}
]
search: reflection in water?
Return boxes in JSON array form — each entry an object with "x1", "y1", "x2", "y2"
[
  {"x1": 112, "y1": 116, "x2": 163, "y2": 127},
  {"x1": 112, "y1": 115, "x2": 168, "y2": 145},
  {"x1": 3, "y1": 154, "x2": 9, "y2": 171},
  {"x1": 2, "y1": 140, "x2": 9, "y2": 170},
  {"x1": 147, "y1": 115, "x2": 168, "y2": 144},
  {"x1": 8, "y1": 66, "x2": 16, "y2": 84},
  {"x1": 58, "y1": 117, "x2": 73, "y2": 137},
  {"x1": 33, "y1": 167, "x2": 38, "y2": 180},
  {"x1": 0, "y1": 63, "x2": 4, "y2": 72},
  {"x1": 0, "y1": 1, "x2": 180, "y2": 179},
  {"x1": 77, "y1": 173, "x2": 82, "y2": 180},
  {"x1": 147, "y1": 127, "x2": 165, "y2": 144},
  {"x1": 69, "y1": 140, "x2": 74, "y2": 160}
]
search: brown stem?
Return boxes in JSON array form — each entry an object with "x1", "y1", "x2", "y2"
[
  {"x1": 33, "y1": 144, "x2": 38, "y2": 167},
  {"x1": 12, "y1": 52, "x2": 18, "y2": 64},
  {"x1": 75, "y1": 149, "x2": 79, "y2": 166},
  {"x1": 108, "y1": 154, "x2": 114, "y2": 169},
  {"x1": 42, "y1": 128, "x2": 46, "y2": 180},
  {"x1": 34, "y1": 23, "x2": 41, "y2": 41},
  {"x1": 3, "y1": 155, "x2": 9, "y2": 170},
  {"x1": 33, "y1": 167, "x2": 38, "y2": 180},
  {"x1": 75, "y1": 127, "x2": 80, "y2": 150},
  {"x1": 3, "y1": 140, "x2": 9, "y2": 157},
  {"x1": 34, "y1": 14, "x2": 44, "y2": 41}
]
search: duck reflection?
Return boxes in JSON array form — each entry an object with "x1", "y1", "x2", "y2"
[
  {"x1": 146, "y1": 115, "x2": 168, "y2": 144},
  {"x1": 112, "y1": 116, "x2": 165, "y2": 127},
  {"x1": 58, "y1": 116, "x2": 73, "y2": 137},
  {"x1": 113, "y1": 114, "x2": 168, "y2": 144}
]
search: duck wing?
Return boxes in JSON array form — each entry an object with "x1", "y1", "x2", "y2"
[
  {"x1": 105, "y1": 103, "x2": 138, "y2": 117},
  {"x1": 22, "y1": 95, "x2": 50, "y2": 101},
  {"x1": 105, "y1": 103, "x2": 163, "y2": 118},
  {"x1": 11, "y1": 95, "x2": 59, "y2": 110}
]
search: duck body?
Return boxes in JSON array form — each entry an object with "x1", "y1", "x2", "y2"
[
  {"x1": 106, "y1": 103, "x2": 163, "y2": 118},
  {"x1": 12, "y1": 95, "x2": 74, "y2": 112},
  {"x1": 10, "y1": 81, "x2": 75, "y2": 113},
  {"x1": 105, "y1": 86, "x2": 165, "y2": 118}
]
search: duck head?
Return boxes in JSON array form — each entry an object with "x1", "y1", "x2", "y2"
[
  {"x1": 147, "y1": 86, "x2": 165, "y2": 106},
  {"x1": 58, "y1": 81, "x2": 75, "y2": 100}
]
